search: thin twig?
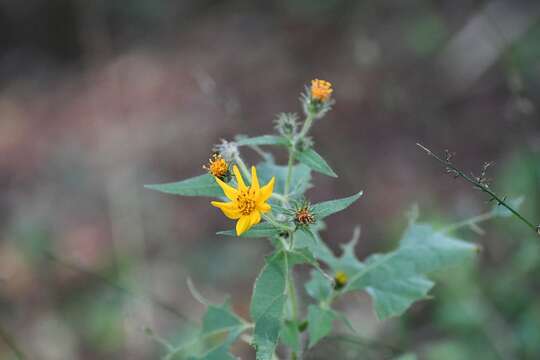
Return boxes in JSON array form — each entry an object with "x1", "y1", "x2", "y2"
[{"x1": 417, "y1": 143, "x2": 539, "y2": 235}]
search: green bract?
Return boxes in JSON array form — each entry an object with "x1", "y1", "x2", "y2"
[{"x1": 146, "y1": 80, "x2": 480, "y2": 359}]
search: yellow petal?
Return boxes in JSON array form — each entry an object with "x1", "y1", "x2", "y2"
[
  {"x1": 250, "y1": 166, "x2": 260, "y2": 193},
  {"x1": 258, "y1": 176, "x2": 275, "y2": 202},
  {"x1": 233, "y1": 165, "x2": 247, "y2": 191},
  {"x1": 222, "y1": 208, "x2": 242, "y2": 219},
  {"x1": 211, "y1": 201, "x2": 234, "y2": 209},
  {"x1": 258, "y1": 202, "x2": 271, "y2": 213},
  {"x1": 211, "y1": 201, "x2": 241, "y2": 219},
  {"x1": 215, "y1": 177, "x2": 238, "y2": 201},
  {"x1": 250, "y1": 210, "x2": 261, "y2": 226},
  {"x1": 236, "y1": 215, "x2": 252, "y2": 235}
]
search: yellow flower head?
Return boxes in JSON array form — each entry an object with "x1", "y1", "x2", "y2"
[
  {"x1": 203, "y1": 153, "x2": 229, "y2": 180},
  {"x1": 311, "y1": 79, "x2": 333, "y2": 102},
  {"x1": 211, "y1": 165, "x2": 274, "y2": 235},
  {"x1": 334, "y1": 271, "x2": 348, "y2": 290}
]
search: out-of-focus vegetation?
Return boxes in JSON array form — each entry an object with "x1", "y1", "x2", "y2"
[{"x1": 1, "y1": 1, "x2": 540, "y2": 359}]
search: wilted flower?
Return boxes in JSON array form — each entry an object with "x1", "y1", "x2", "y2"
[{"x1": 211, "y1": 165, "x2": 275, "y2": 235}]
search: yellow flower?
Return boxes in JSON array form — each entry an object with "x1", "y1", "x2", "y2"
[
  {"x1": 311, "y1": 79, "x2": 333, "y2": 102},
  {"x1": 203, "y1": 153, "x2": 230, "y2": 180},
  {"x1": 211, "y1": 165, "x2": 274, "y2": 235}
]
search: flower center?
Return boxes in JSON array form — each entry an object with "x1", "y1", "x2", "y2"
[
  {"x1": 237, "y1": 190, "x2": 256, "y2": 215},
  {"x1": 210, "y1": 159, "x2": 228, "y2": 177}
]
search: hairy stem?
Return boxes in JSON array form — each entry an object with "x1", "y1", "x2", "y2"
[
  {"x1": 417, "y1": 143, "x2": 539, "y2": 235},
  {"x1": 284, "y1": 149, "x2": 295, "y2": 201},
  {"x1": 298, "y1": 112, "x2": 315, "y2": 139},
  {"x1": 287, "y1": 235, "x2": 300, "y2": 359},
  {"x1": 234, "y1": 155, "x2": 252, "y2": 183}
]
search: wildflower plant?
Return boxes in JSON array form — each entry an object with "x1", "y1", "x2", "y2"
[{"x1": 146, "y1": 80, "x2": 481, "y2": 359}]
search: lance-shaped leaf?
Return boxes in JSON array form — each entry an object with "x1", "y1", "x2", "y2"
[
  {"x1": 295, "y1": 148, "x2": 338, "y2": 178},
  {"x1": 311, "y1": 191, "x2": 364, "y2": 220},
  {"x1": 236, "y1": 135, "x2": 289, "y2": 147},
  {"x1": 145, "y1": 174, "x2": 223, "y2": 197},
  {"x1": 344, "y1": 223, "x2": 478, "y2": 319},
  {"x1": 250, "y1": 251, "x2": 288, "y2": 360},
  {"x1": 217, "y1": 223, "x2": 281, "y2": 238}
]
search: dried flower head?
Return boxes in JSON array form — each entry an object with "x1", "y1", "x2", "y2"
[
  {"x1": 294, "y1": 200, "x2": 316, "y2": 227},
  {"x1": 203, "y1": 153, "x2": 230, "y2": 181},
  {"x1": 333, "y1": 271, "x2": 348, "y2": 290},
  {"x1": 211, "y1": 165, "x2": 274, "y2": 235},
  {"x1": 311, "y1": 79, "x2": 333, "y2": 102}
]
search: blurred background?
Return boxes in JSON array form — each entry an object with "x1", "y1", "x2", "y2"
[{"x1": 1, "y1": 0, "x2": 540, "y2": 359}]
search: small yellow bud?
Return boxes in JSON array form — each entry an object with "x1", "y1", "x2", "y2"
[
  {"x1": 311, "y1": 79, "x2": 333, "y2": 102},
  {"x1": 333, "y1": 271, "x2": 348, "y2": 290}
]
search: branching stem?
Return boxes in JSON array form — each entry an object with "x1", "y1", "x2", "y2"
[{"x1": 417, "y1": 143, "x2": 539, "y2": 235}]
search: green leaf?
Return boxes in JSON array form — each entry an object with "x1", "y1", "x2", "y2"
[
  {"x1": 145, "y1": 174, "x2": 223, "y2": 197},
  {"x1": 491, "y1": 196, "x2": 524, "y2": 218},
  {"x1": 236, "y1": 135, "x2": 289, "y2": 147},
  {"x1": 311, "y1": 191, "x2": 364, "y2": 220},
  {"x1": 217, "y1": 223, "x2": 281, "y2": 238},
  {"x1": 307, "y1": 305, "x2": 336, "y2": 348},
  {"x1": 305, "y1": 269, "x2": 332, "y2": 302},
  {"x1": 288, "y1": 247, "x2": 317, "y2": 266},
  {"x1": 250, "y1": 251, "x2": 289, "y2": 360},
  {"x1": 280, "y1": 320, "x2": 300, "y2": 354},
  {"x1": 166, "y1": 301, "x2": 246, "y2": 359},
  {"x1": 345, "y1": 223, "x2": 478, "y2": 319},
  {"x1": 257, "y1": 161, "x2": 312, "y2": 196},
  {"x1": 295, "y1": 148, "x2": 338, "y2": 177}
]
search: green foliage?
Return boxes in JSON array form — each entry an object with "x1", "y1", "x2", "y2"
[
  {"x1": 280, "y1": 320, "x2": 301, "y2": 354},
  {"x1": 307, "y1": 305, "x2": 337, "y2": 348},
  {"x1": 165, "y1": 300, "x2": 248, "y2": 360},
  {"x1": 217, "y1": 223, "x2": 280, "y2": 238},
  {"x1": 345, "y1": 222, "x2": 477, "y2": 319},
  {"x1": 257, "y1": 161, "x2": 312, "y2": 196},
  {"x1": 312, "y1": 191, "x2": 364, "y2": 220},
  {"x1": 147, "y1": 80, "x2": 485, "y2": 359},
  {"x1": 250, "y1": 251, "x2": 289, "y2": 360},
  {"x1": 145, "y1": 174, "x2": 223, "y2": 197},
  {"x1": 236, "y1": 135, "x2": 289, "y2": 147},
  {"x1": 295, "y1": 148, "x2": 338, "y2": 177}
]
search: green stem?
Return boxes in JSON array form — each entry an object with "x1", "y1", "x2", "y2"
[
  {"x1": 298, "y1": 112, "x2": 315, "y2": 139},
  {"x1": 417, "y1": 143, "x2": 539, "y2": 235},
  {"x1": 284, "y1": 149, "x2": 295, "y2": 201},
  {"x1": 234, "y1": 155, "x2": 251, "y2": 183},
  {"x1": 286, "y1": 235, "x2": 300, "y2": 359}
]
